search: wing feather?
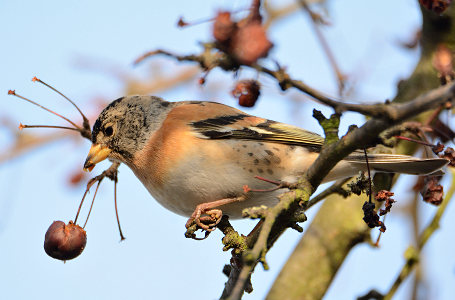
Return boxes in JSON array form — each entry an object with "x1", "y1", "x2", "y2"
[{"x1": 190, "y1": 115, "x2": 324, "y2": 150}]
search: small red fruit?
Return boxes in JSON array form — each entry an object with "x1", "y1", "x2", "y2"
[
  {"x1": 232, "y1": 80, "x2": 261, "y2": 107},
  {"x1": 213, "y1": 11, "x2": 236, "y2": 44},
  {"x1": 44, "y1": 220, "x2": 87, "y2": 261},
  {"x1": 230, "y1": 23, "x2": 273, "y2": 65},
  {"x1": 420, "y1": 0, "x2": 452, "y2": 14}
]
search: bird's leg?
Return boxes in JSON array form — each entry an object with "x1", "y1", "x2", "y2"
[{"x1": 186, "y1": 196, "x2": 246, "y2": 231}]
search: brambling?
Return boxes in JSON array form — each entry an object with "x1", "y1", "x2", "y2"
[{"x1": 83, "y1": 95, "x2": 448, "y2": 230}]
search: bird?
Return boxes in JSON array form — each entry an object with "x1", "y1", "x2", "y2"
[{"x1": 83, "y1": 95, "x2": 448, "y2": 230}]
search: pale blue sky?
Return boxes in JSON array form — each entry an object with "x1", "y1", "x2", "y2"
[{"x1": 1, "y1": 1, "x2": 454, "y2": 299}]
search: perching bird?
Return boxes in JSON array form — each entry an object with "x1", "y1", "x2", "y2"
[{"x1": 83, "y1": 95, "x2": 448, "y2": 229}]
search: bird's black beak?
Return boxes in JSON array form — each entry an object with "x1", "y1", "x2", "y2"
[{"x1": 83, "y1": 144, "x2": 112, "y2": 172}]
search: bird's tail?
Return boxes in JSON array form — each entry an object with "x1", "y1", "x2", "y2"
[
  {"x1": 347, "y1": 153, "x2": 448, "y2": 175},
  {"x1": 323, "y1": 153, "x2": 448, "y2": 182}
]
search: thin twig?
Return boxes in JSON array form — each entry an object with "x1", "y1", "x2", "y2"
[
  {"x1": 395, "y1": 135, "x2": 436, "y2": 148},
  {"x1": 135, "y1": 48, "x2": 352, "y2": 112},
  {"x1": 252, "y1": 63, "x2": 391, "y2": 115},
  {"x1": 409, "y1": 189, "x2": 422, "y2": 299},
  {"x1": 383, "y1": 169, "x2": 455, "y2": 300},
  {"x1": 134, "y1": 47, "x2": 455, "y2": 117},
  {"x1": 298, "y1": 0, "x2": 346, "y2": 95},
  {"x1": 305, "y1": 178, "x2": 350, "y2": 209},
  {"x1": 263, "y1": 2, "x2": 299, "y2": 29},
  {"x1": 363, "y1": 148, "x2": 372, "y2": 203},
  {"x1": 424, "y1": 105, "x2": 444, "y2": 126},
  {"x1": 177, "y1": 7, "x2": 248, "y2": 28}
]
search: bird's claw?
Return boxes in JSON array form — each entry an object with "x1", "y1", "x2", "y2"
[
  {"x1": 185, "y1": 197, "x2": 244, "y2": 239},
  {"x1": 185, "y1": 206, "x2": 223, "y2": 233}
]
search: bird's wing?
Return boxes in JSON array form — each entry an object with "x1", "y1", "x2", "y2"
[{"x1": 187, "y1": 103, "x2": 324, "y2": 150}]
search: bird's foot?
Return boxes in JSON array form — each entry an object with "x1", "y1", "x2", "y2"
[
  {"x1": 184, "y1": 196, "x2": 246, "y2": 240},
  {"x1": 186, "y1": 207, "x2": 223, "y2": 231}
]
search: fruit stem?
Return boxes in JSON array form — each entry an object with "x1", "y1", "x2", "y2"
[
  {"x1": 32, "y1": 77, "x2": 91, "y2": 133},
  {"x1": 114, "y1": 177, "x2": 126, "y2": 241},
  {"x1": 8, "y1": 89, "x2": 81, "y2": 130},
  {"x1": 83, "y1": 179, "x2": 103, "y2": 228}
]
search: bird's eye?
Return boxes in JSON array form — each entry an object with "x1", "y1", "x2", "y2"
[{"x1": 104, "y1": 126, "x2": 114, "y2": 137}]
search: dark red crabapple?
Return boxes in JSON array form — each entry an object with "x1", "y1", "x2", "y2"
[{"x1": 44, "y1": 220, "x2": 87, "y2": 261}]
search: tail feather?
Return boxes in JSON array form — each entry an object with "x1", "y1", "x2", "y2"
[{"x1": 346, "y1": 154, "x2": 449, "y2": 175}]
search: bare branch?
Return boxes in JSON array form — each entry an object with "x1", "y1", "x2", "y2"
[{"x1": 298, "y1": 0, "x2": 346, "y2": 95}]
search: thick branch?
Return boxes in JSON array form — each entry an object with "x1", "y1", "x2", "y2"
[
  {"x1": 307, "y1": 81, "x2": 455, "y2": 188},
  {"x1": 253, "y1": 64, "x2": 455, "y2": 118},
  {"x1": 135, "y1": 47, "x2": 389, "y2": 115}
]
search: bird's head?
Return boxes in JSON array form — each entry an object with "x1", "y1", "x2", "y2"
[{"x1": 83, "y1": 95, "x2": 172, "y2": 171}]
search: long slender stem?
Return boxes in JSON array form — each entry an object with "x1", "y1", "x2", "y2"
[
  {"x1": 83, "y1": 179, "x2": 103, "y2": 228},
  {"x1": 74, "y1": 187, "x2": 91, "y2": 225},
  {"x1": 32, "y1": 77, "x2": 90, "y2": 126},
  {"x1": 306, "y1": 178, "x2": 349, "y2": 209},
  {"x1": 8, "y1": 90, "x2": 81, "y2": 130},
  {"x1": 114, "y1": 176, "x2": 126, "y2": 241},
  {"x1": 18, "y1": 124, "x2": 80, "y2": 132},
  {"x1": 364, "y1": 148, "x2": 372, "y2": 203},
  {"x1": 74, "y1": 163, "x2": 123, "y2": 239},
  {"x1": 74, "y1": 177, "x2": 102, "y2": 224}
]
